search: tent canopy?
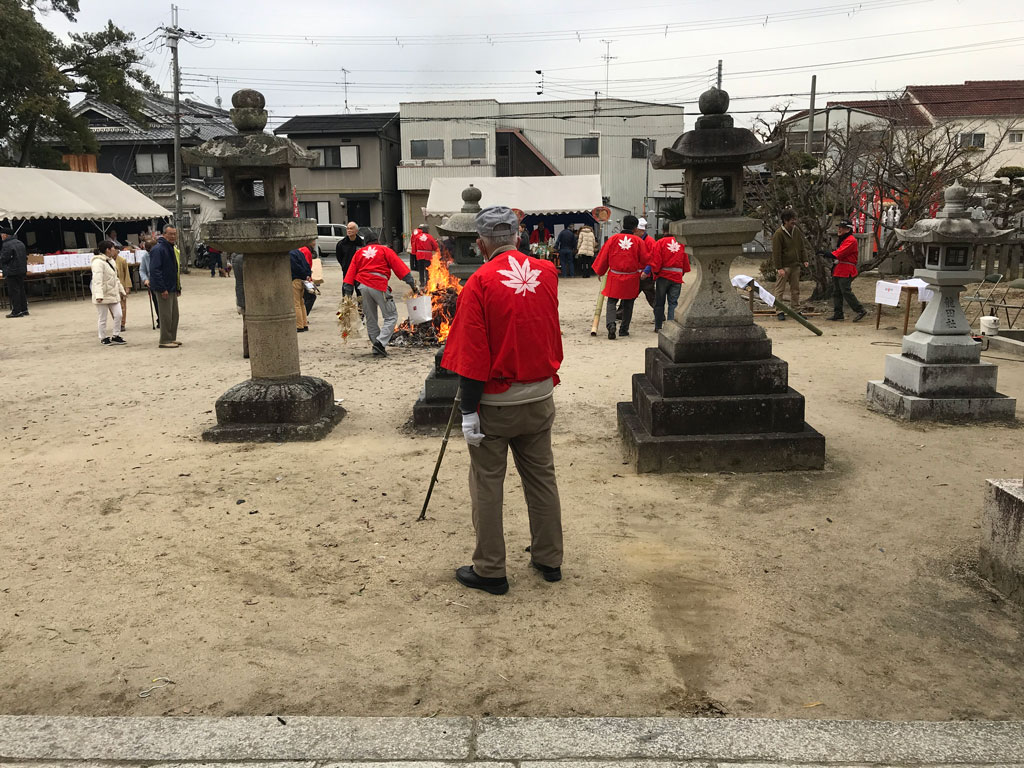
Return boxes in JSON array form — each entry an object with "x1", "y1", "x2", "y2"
[
  {"x1": 425, "y1": 175, "x2": 602, "y2": 217},
  {"x1": 0, "y1": 167, "x2": 170, "y2": 222}
]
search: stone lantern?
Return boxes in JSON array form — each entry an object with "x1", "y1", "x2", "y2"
[
  {"x1": 618, "y1": 87, "x2": 825, "y2": 473},
  {"x1": 437, "y1": 184, "x2": 485, "y2": 280},
  {"x1": 184, "y1": 89, "x2": 344, "y2": 441},
  {"x1": 866, "y1": 181, "x2": 1016, "y2": 421}
]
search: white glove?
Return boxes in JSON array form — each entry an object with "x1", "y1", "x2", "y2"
[{"x1": 461, "y1": 412, "x2": 484, "y2": 446}]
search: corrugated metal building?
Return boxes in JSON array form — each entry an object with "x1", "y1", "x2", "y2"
[{"x1": 397, "y1": 98, "x2": 685, "y2": 238}]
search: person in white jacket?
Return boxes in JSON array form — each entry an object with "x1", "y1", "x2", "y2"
[{"x1": 91, "y1": 240, "x2": 127, "y2": 346}]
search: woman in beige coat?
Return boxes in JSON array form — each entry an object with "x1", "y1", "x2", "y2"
[
  {"x1": 91, "y1": 240, "x2": 127, "y2": 346},
  {"x1": 576, "y1": 225, "x2": 596, "y2": 277}
]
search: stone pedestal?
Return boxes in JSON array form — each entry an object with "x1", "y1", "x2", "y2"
[
  {"x1": 412, "y1": 348, "x2": 459, "y2": 428},
  {"x1": 618, "y1": 217, "x2": 826, "y2": 473},
  {"x1": 979, "y1": 480, "x2": 1024, "y2": 606},
  {"x1": 866, "y1": 271, "x2": 1016, "y2": 422}
]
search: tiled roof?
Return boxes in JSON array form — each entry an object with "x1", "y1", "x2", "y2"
[
  {"x1": 906, "y1": 81, "x2": 1024, "y2": 119},
  {"x1": 73, "y1": 93, "x2": 237, "y2": 145},
  {"x1": 273, "y1": 112, "x2": 399, "y2": 136},
  {"x1": 131, "y1": 178, "x2": 261, "y2": 201}
]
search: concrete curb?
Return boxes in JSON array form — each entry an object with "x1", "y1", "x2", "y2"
[{"x1": 0, "y1": 717, "x2": 1023, "y2": 766}]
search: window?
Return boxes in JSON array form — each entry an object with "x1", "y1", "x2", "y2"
[
  {"x1": 310, "y1": 145, "x2": 359, "y2": 168},
  {"x1": 959, "y1": 133, "x2": 986, "y2": 149},
  {"x1": 565, "y1": 137, "x2": 599, "y2": 157},
  {"x1": 410, "y1": 139, "x2": 444, "y2": 159},
  {"x1": 1009, "y1": 131, "x2": 1023, "y2": 143},
  {"x1": 135, "y1": 152, "x2": 169, "y2": 175},
  {"x1": 631, "y1": 138, "x2": 656, "y2": 158},
  {"x1": 300, "y1": 201, "x2": 331, "y2": 223},
  {"x1": 452, "y1": 138, "x2": 486, "y2": 158}
]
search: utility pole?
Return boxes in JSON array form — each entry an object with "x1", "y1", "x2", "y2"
[
  {"x1": 600, "y1": 40, "x2": 616, "y2": 97},
  {"x1": 716, "y1": 59, "x2": 723, "y2": 89},
  {"x1": 341, "y1": 68, "x2": 350, "y2": 114},
  {"x1": 807, "y1": 74, "x2": 817, "y2": 156},
  {"x1": 166, "y1": 4, "x2": 184, "y2": 266}
]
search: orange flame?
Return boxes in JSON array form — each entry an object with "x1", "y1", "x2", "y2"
[{"x1": 427, "y1": 252, "x2": 462, "y2": 344}]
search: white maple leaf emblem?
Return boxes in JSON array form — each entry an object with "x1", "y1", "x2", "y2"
[
  {"x1": 667, "y1": 240, "x2": 681, "y2": 252},
  {"x1": 497, "y1": 253, "x2": 542, "y2": 296},
  {"x1": 418, "y1": 234, "x2": 428, "y2": 242},
  {"x1": 363, "y1": 246, "x2": 378, "y2": 259},
  {"x1": 618, "y1": 237, "x2": 634, "y2": 251}
]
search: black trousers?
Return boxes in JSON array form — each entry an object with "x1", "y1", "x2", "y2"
[
  {"x1": 832, "y1": 276, "x2": 865, "y2": 316},
  {"x1": 606, "y1": 297, "x2": 635, "y2": 333},
  {"x1": 6, "y1": 274, "x2": 28, "y2": 315}
]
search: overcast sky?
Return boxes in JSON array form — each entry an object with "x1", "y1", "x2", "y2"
[{"x1": 39, "y1": 0, "x2": 1024, "y2": 128}]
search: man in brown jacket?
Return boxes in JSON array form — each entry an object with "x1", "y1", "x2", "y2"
[{"x1": 771, "y1": 209, "x2": 810, "y2": 320}]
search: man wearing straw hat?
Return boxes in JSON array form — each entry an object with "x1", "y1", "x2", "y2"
[{"x1": 441, "y1": 205, "x2": 564, "y2": 596}]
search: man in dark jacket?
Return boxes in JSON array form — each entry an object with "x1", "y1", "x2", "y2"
[
  {"x1": 289, "y1": 242, "x2": 313, "y2": 332},
  {"x1": 335, "y1": 222, "x2": 364, "y2": 288},
  {"x1": 149, "y1": 225, "x2": 181, "y2": 347},
  {"x1": 1, "y1": 228, "x2": 29, "y2": 318},
  {"x1": 555, "y1": 226, "x2": 576, "y2": 278}
]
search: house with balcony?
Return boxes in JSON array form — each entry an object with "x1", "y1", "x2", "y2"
[
  {"x1": 396, "y1": 98, "x2": 686, "y2": 236},
  {"x1": 273, "y1": 112, "x2": 401, "y2": 242}
]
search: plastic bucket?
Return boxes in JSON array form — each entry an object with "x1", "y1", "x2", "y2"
[
  {"x1": 406, "y1": 295, "x2": 433, "y2": 325},
  {"x1": 980, "y1": 316, "x2": 999, "y2": 337}
]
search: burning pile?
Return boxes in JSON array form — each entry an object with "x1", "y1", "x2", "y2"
[{"x1": 392, "y1": 253, "x2": 463, "y2": 347}]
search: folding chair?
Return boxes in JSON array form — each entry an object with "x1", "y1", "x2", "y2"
[
  {"x1": 962, "y1": 273, "x2": 1003, "y2": 326},
  {"x1": 988, "y1": 277, "x2": 1024, "y2": 329}
]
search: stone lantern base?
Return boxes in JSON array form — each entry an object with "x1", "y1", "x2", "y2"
[
  {"x1": 866, "y1": 331, "x2": 1017, "y2": 422},
  {"x1": 412, "y1": 348, "x2": 459, "y2": 428},
  {"x1": 979, "y1": 479, "x2": 1024, "y2": 606},
  {"x1": 618, "y1": 333, "x2": 826, "y2": 474},
  {"x1": 203, "y1": 376, "x2": 345, "y2": 442}
]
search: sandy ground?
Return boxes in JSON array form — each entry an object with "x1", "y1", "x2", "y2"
[{"x1": 1, "y1": 258, "x2": 1022, "y2": 720}]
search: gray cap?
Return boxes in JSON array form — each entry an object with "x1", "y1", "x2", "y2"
[{"x1": 474, "y1": 205, "x2": 519, "y2": 238}]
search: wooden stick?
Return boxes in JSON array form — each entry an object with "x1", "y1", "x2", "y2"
[
  {"x1": 418, "y1": 393, "x2": 462, "y2": 522},
  {"x1": 590, "y1": 276, "x2": 606, "y2": 336}
]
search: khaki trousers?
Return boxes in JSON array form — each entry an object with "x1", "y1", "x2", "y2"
[
  {"x1": 156, "y1": 292, "x2": 179, "y2": 344},
  {"x1": 292, "y1": 279, "x2": 308, "y2": 329},
  {"x1": 119, "y1": 296, "x2": 127, "y2": 329},
  {"x1": 775, "y1": 267, "x2": 801, "y2": 307},
  {"x1": 468, "y1": 397, "x2": 563, "y2": 578}
]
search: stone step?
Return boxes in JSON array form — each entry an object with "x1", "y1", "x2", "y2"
[
  {"x1": 882, "y1": 354, "x2": 1000, "y2": 397},
  {"x1": 618, "y1": 401, "x2": 826, "y2": 473},
  {"x1": 423, "y1": 369, "x2": 460, "y2": 401},
  {"x1": 412, "y1": 396, "x2": 458, "y2": 428},
  {"x1": 866, "y1": 379, "x2": 1017, "y2": 422},
  {"x1": 645, "y1": 347, "x2": 789, "y2": 397},
  {"x1": 631, "y1": 374, "x2": 806, "y2": 436}
]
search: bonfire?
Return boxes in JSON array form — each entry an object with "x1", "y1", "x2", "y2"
[{"x1": 391, "y1": 252, "x2": 463, "y2": 347}]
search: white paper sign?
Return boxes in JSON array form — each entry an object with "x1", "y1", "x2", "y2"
[
  {"x1": 731, "y1": 274, "x2": 776, "y2": 308},
  {"x1": 898, "y1": 277, "x2": 935, "y2": 303},
  {"x1": 875, "y1": 281, "x2": 903, "y2": 307}
]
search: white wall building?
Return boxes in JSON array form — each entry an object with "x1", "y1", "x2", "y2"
[{"x1": 397, "y1": 98, "x2": 686, "y2": 236}]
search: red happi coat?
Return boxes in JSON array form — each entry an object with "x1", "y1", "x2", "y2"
[
  {"x1": 300, "y1": 245, "x2": 315, "y2": 268},
  {"x1": 592, "y1": 232, "x2": 647, "y2": 299},
  {"x1": 649, "y1": 236, "x2": 690, "y2": 283},
  {"x1": 343, "y1": 244, "x2": 411, "y2": 292},
  {"x1": 441, "y1": 247, "x2": 563, "y2": 395},
  {"x1": 412, "y1": 231, "x2": 439, "y2": 263},
  {"x1": 832, "y1": 234, "x2": 859, "y2": 278}
]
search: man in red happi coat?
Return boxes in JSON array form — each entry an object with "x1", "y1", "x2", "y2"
[
  {"x1": 342, "y1": 231, "x2": 417, "y2": 356},
  {"x1": 592, "y1": 214, "x2": 647, "y2": 339},
  {"x1": 411, "y1": 224, "x2": 439, "y2": 288},
  {"x1": 441, "y1": 205, "x2": 564, "y2": 596},
  {"x1": 828, "y1": 219, "x2": 867, "y2": 322},
  {"x1": 643, "y1": 222, "x2": 691, "y2": 332}
]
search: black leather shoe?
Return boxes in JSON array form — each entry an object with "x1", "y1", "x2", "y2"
[
  {"x1": 372, "y1": 341, "x2": 388, "y2": 356},
  {"x1": 607, "y1": 326, "x2": 616, "y2": 340},
  {"x1": 777, "y1": 312, "x2": 786, "y2": 320},
  {"x1": 852, "y1": 310, "x2": 867, "y2": 323},
  {"x1": 531, "y1": 561, "x2": 562, "y2": 582},
  {"x1": 619, "y1": 329, "x2": 630, "y2": 337},
  {"x1": 827, "y1": 315, "x2": 844, "y2": 321},
  {"x1": 455, "y1": 565, "x2": 509, "y2": 595}
]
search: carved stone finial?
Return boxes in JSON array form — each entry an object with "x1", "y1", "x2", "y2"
[
  {"x1": 698, "y1": 87, "x2": 730, "y2": 116},
  {"x1": 461, "y1": 184, "x2": 482, "y2": 214},
  {"x1": 230, "y1": 89, "x2": 268, "y2": 133}
]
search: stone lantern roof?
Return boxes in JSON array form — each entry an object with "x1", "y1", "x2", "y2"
[
  {"x1": 182, "y1": 89, "x2": 316, "y2": 170},
  {"x1": 438, "y1": 185, "x2": 483, "y2": 237},
  {"x1": 651, "y1": 87, "x2": 784, "y2": 170},
  {"x1": 895, "y1": 181, "x2": 1015, "y2": 245}
]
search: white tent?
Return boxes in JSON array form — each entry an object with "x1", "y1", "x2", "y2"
[
  {"x1": 425, "y1": 175, "x2": 602, "y2": 216},
  {"x1": 0, "y1": 167, "x2": 170, "y2": 221}
]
